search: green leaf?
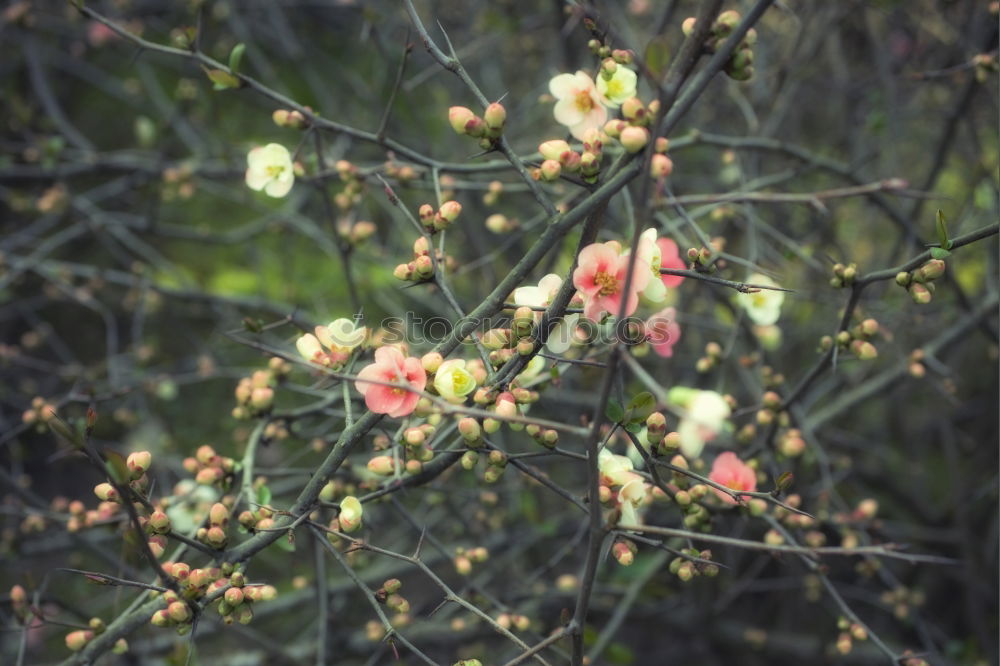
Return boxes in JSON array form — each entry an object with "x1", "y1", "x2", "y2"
[
  {"x1": 624, "y1": 421, "x2": 642, "y2": 434},
  {"x1": 775, "y1": 471, "x2": 794, "y2": 493},
  {"x1": 936, "y1": 209, "x2": 952, "y2": 250},
  {"x1": 203, "y1": 67, "x2": 240, "y2": 91},
  {"x1": 605, "y1": 399, "x2": 624, "y2": 424},
  {"x1": 257, "y1": 484, "x2": 272, "y2": 508},
  {"x1": 624, "y1": 391, "x2": 656, "y2": 424},
  {"x1": 930, "y1": 247, "x2": 952, "y2": 259},
  {"x1": 644, "y1": 35, "x2": 671, "y2": 80},
  {"x1": 228, "y1": 43, "x2": 246, "y2": 74},
  {"x1": 104, "y1": 448, "x2": 130, "y2": 484}
]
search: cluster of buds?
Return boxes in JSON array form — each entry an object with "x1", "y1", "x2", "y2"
[
  {"x1": 481, "y1": 389, "x2": 538, "y2": 435},
  {"x1": 332, "y1": 159, "x2": 365, "y2": 211},
  {"x1": 448, "y1": 103, "x2": 506, "y2": 149},
  {"x1": 233, "y1": 362, "x2": 285, "y2": 420},
  {"x1": 66, "y1": 495, "x2": 120, "y2": 533},
  {"x1": 496, "y1": 612, "x2": 531, "y2": 631},
  {"x1": 682, "y1": 11, "x2": 757, "y2": 80},
  {"x1": 375, "y1": 578, "x2": 410, "y2": 615},
  {"x1": 895, "y1": 258, "x2": 945, "y2": 304},
  {"x1": 650, "y1": 136, "x2": 674, "y2": 179},
  {"x1": 880, "y1": 586, "x2": 925, "y2": 622},
  {"x1": 686, "y1": 242, "x2": 722, "y2": 273},
  {"x1": 534, "y1": 127, "x2": 609, "y2": 184},
  {"x1": 238, "y1": 504, "x2": 275, "y2": 532},
  {"x1": 398, "y1": 423, "x2": 437, "y2": 474},
  {"x1": 829, "y1": 262, "x2": 858, "y2": 288},
  {"x1": 524, "y1": 422, "x2": 559, "y2": 449},
  {"x1": 612, "y1": 539, "x2": 638, "y2": 566},
  {"x1": 820, "y1": 317, "x2": 879, "y2": 361},
  {"x1": 65, "y1": 620, "x2": 108, "y2": 653},
  {"x1": 272, "y1": 107, "x2": 308, "y2": 129},
  {"x1": 603, "y1": 98, "x2": 656, "y2": 157},
  {"x1": 482, "y1": 180, "x2": 503, "y2": 206},
  {"x1": 668, "y1": 549, "x2": 720, "y2": 582},
  {"x1": 182, "y1": 444, "x2": 236, "y2": 487},
  {"x1": 833, "y1": 616, "x2": 870, "y2": 656},
  {"x1": 677, "y1": 484, "x2": 712, "y2": 529},
  {"x1": 772, "y1": 494, "x2": 815, "y2": 530},
  {"x1": 336, "y1": 218, "x2": 377, "y2": 245},
  {"x1": 482, "y1": 448, "x2": 508, "y2": 483},
  {"x1": 640, "y1": 412, "x2": 682, "y2": 456},
  {"x1": 453, "y1": 546, "x2": 489, "y2": 575},
  {"x1": 695, "y1": 341, "x2": 723, "y2": 373},
  {"x1": 21, "y1": 396, "x2": 57, "y2": 432},
  {"x1": 907, "y1": 349, "x2": 926, "y2": 378},
  {"x1": 755, "y1": 390, "x2": 787, "y2": 427},
  {"x1": 193, "y1": 502, "x2": 229, "y2": 549},
  {"x1": 218, "y1": 578, "x2": 277, "y2": 626},
  {"x1": 382, "y1": 157, "x2": 419, "y2": 183},
  {"x1": 393, "y1": 236, "x2": 456, "y2": 282},
  {"x1": 161, "y1": 165, "x2": 196, "y2": 202},
  {"x1": 418, "y1": 200, "x2": 462, "y2": 234},
  {"x1": 587, "y1": 35, "x2": 634, "y2": 65},
  {"x1": 777, "y1": 428, "x2": 806, "y2": 458},
  {"x1": 973, "y1": 52, "x2": 999, "y2": 83}
]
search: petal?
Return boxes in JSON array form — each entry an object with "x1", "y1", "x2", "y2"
[
  {"x1": 295, "y1": 333, "x2": 322, "y2": 362},
  {"x1": 514, "y1": 286, "x2": 545, "y2": 308},
  {"x1": 264, "y1": 174, "x2": 294, "y2": 198},
  {"x1": 245, "y1": 168, "x2": 269, "y2": 192},
  {"x1": 642, "y1": 277, "x2": 667, "y2": 303},
  {"x1": 366, "y1": 386, "x2": 405, "y2": 416},
  {"x1": 678, "y1": 419, "x2": 706, "y2": 459},
  {"x1": 553, "y1": 98, "x2": 585, "y2": 127},
  {"x1": 548, "y1": 73, "x2": 579, "y2": 98}
]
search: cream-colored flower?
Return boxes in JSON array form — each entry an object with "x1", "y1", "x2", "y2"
[
  {"x1": 338, "y1": 496, "x2": 363, "y2": 533},
  {"x1": 676, "y1": 390, "x2": 731, "y2": 459},
  {"x1": 433, "y1": 359, "x2": 477, "y2": 403},
  {"x1": 513, "y1": 274, "x2": 579, "y2": 354},
  {"x1": 322, "y1": 318, "x2": 368, "y2": 351},
  {"x1": 549, "y1": 71, "x2": 608, "y2": 140},
  {"x1": 245, "y1": 143, "x2": 294, "y2": 198},
  {"x1": 740, "y1": 274, "x2": 785, "y2": 326},
  {"x1": 598, "y1": 448, "x2": 635, "y2": 486},
  {"x1": 596, "y1": 67, "x2": 638, "y2": 107},
  {"x1": 636, "y1": 228, "x2": 667, "y2": 303}
]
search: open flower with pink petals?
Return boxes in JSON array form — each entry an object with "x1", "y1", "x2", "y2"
[
  {"x1": 658, "y1": 237, "x2": 687, "y2": 288},
  {"x1": 549, "y1": 71, "x2": 608, "y2": 140},
  {"x1": 708, "y1": 452, "x2": 757, "y2": 505},
  {"x1": 646, "y1": 307, "x2": 681, "y2": 358},
  {"x1": 355, "y1": 347, "x2": 426, "y2": 418},
  {"x1": 573, "y1": 242, "x2": 649, "y2": 321}
]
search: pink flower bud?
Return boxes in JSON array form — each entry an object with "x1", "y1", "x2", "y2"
[
  {"x1": 651, "y1": 153, "x2": 674, "y2": 178},
  {"x1": 93, "y1": 483, "x2": 117, "y2": 502},
  {"x1": 539, "y1": 159, "x2": 562, "y2": 181},
  {"x1": 209, "y1": 503, "x2": 229, "y2": 527},
  {"x1": 414, "y1": 254, "x2": 434, "y2": 279},
  {"x1": 483, "y1": 102, "x2": 506, "y2": 130},
  {"x1": 367, "y1": 455, "x2": 397, "y2": 476},
  {"x1": 149, "y1": 510, "x2": 171, "y2": 533},
  {"x1": 167, "y1": 601, "x2": 191, "y2": 623},
  {"x1": 538, "y1": 140, "x2": 571, "y2": 162},
  {"x1": 249, "y1": 387, "x2": 274, "y2": 411},
  {"x1": 621, "y1": 97, "x2": 646, "y2": 122},
  {"x1": 66, "y1": 630, "x2": 94, "y2": 651},
  {"x1": 224, "y1": 587, "x2": 244, "y2": 606},
  {"x1": 917, "y1": 259, "x2": 945, "y2": 282},
  {"x1": 438, "y1": 200, "x2": 462, "y2": 223},
  {"x1": 127, "y1": 451, "x2": 152, "y2": 477},
  {"x1": 851, "y1": 340, "x2": 878, "y2": 360},
  {"x1": 561, "y1": 150, "x2": 582, "y2": 171},
  {"x1": 603, "y1": 119, "x2": 626, "y2": 138},
  {"x1": 195, "y1": 467, "x2": 222, "y2": 485},
  {"x1": 206, "y1": 526, "x2": 227, "y2": 548},
  {"x1": 458, "y1": 417, "x2": 482, "y2": 442},
  {"x1": 619, "y1": 126, "x2": 650, "y2": 153},
  {"x1": 421, "y1": 352, "x2": 443, "y2": 373},
  {"x1": 681, "y1": 17, "x2": 697, "y2": 36},
  {"x1": 272, "y1": 109, "x2": 290, "y2": 126},
  {"x1": 393, "y1": 263, "x2": 412, "y2": 281},
  {"x1": 448, "y1": 106, "x2": 477, "y2": 135},
  {"x1": 413, "y1": 236, "x2": 431, "y2": 256}
]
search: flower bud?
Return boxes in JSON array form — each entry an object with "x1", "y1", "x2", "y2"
[
  {"x1": 461, "y1": 450, "x2": 479, "y2": 469},
  {"x1": 438, "y1": 200, "x2": 462, "y2": 223},
  {"x1": 512, "y1": 307, "x2": 535, "y2": 339},
  {"x1": 483, "y1": 102, "x2": 506, "y2": 130},
  {"x1": 850, "y1": 340, "x2": 878, "y2": 360},
  {"x1": 651, "y1": 153, "x2": 674, "y2": 178},
  {"x1": 603, "y1": 119, "x2": 626, "y2": 138},
  {"x1": 612, "y1": 541, "x2": 635, "y2": 566},
  {"x1": 917, "y1": 259, "x2": 945, "y2": 282},
  {"x1": 127, "y1": 451, "x2": 152, "y2": 478},
  {"x1": 225, "y1": 587, "x2": 245, "y2": 606},
  {"x1": 482, "y1": 328, "x2": 510, "y2": 350},
  {"x1": 539, "y1": 159, "x2": 562, "y2": 181},
  {"x1": 539, "y1": 140, "x2": 571, "y2": 162},
  {"x1": 94, "y1": 483, "x2": 117, "y2": 502},
  {"x1": 250, "y1": 387, "x2": 273, "y2": 411},
  {"x1": 167, "y1": 601, "x2": 191, "y2": 623},
  {"x1": 621, "y1": 97, "x2": 646, "y2": 123},
  {"x1": 458, "y1": 417, "x2": 482, "y2": 443},
  {"x1": 367, "y1": 455, "x2": 397, "y2": 476},
  {"x1": 448, "y1": 107, "x2": 477, "y2": 135},
  {"x1": 413, "y1": 255, "x2": 434, "y2": 280},
  {"x1": 66, "y1": 630, "x2": 94, "y2": 651},
  {"x1": 495, "y1": 393, "x2": 518, "y2": 420},
  {"x1": 619, "y1": 126, "x2": 650, "y2": 153},
  {"x1": 681, "y1": 17, "x2": 697, "y2": 36}
]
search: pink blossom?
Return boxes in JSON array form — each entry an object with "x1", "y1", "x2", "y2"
[
  {"x1": 646, "y1": 307, "x2": 681, "y2": 358},
  {"x1": 572, "y1": 242, "x2": 649, "y2": 321},
  {"x1": 708, "y1": 452, "x2": 757, "y2": 505},
  {"x1": 657, "y1": 237, "x2": 686, "y2": 288},
  {"x1": 354, "y1": 347, "x2": 426, "y2": 418}
]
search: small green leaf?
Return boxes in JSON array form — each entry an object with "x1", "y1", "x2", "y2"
[
  {"x1": 935, "y1": 209, "x2": 952, "y2": 250},
  {"x1": 228, "y1": 43, "x2": 246, "y2": 74},
  {"x1": 624, "y1": 392, "x2": 656, "y2": 424},
  {"x1": 930, "y1": 247, "x2": 951, "y2": 260},
  {"x1": 605, "y1": 400, "x2": 625, "y2": 424},
  {"x1": 203, "y1": 67, "x2": 240, "y2": 90},
  {"x1": 104, "y1": 449, "x2": 130, "y2": 484},
  {"x1": 644, "y1": 35, "x2": 671, "y2": 80},
  {"x1": 257, "y1": 484, "x2": 272, "y2": 508},
  {"x1": 624, "y1": 421, "x2": 642, "y2": 434},
  {"x1": 775, "y1": 471, "x2": 794, "y2": 493}
]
